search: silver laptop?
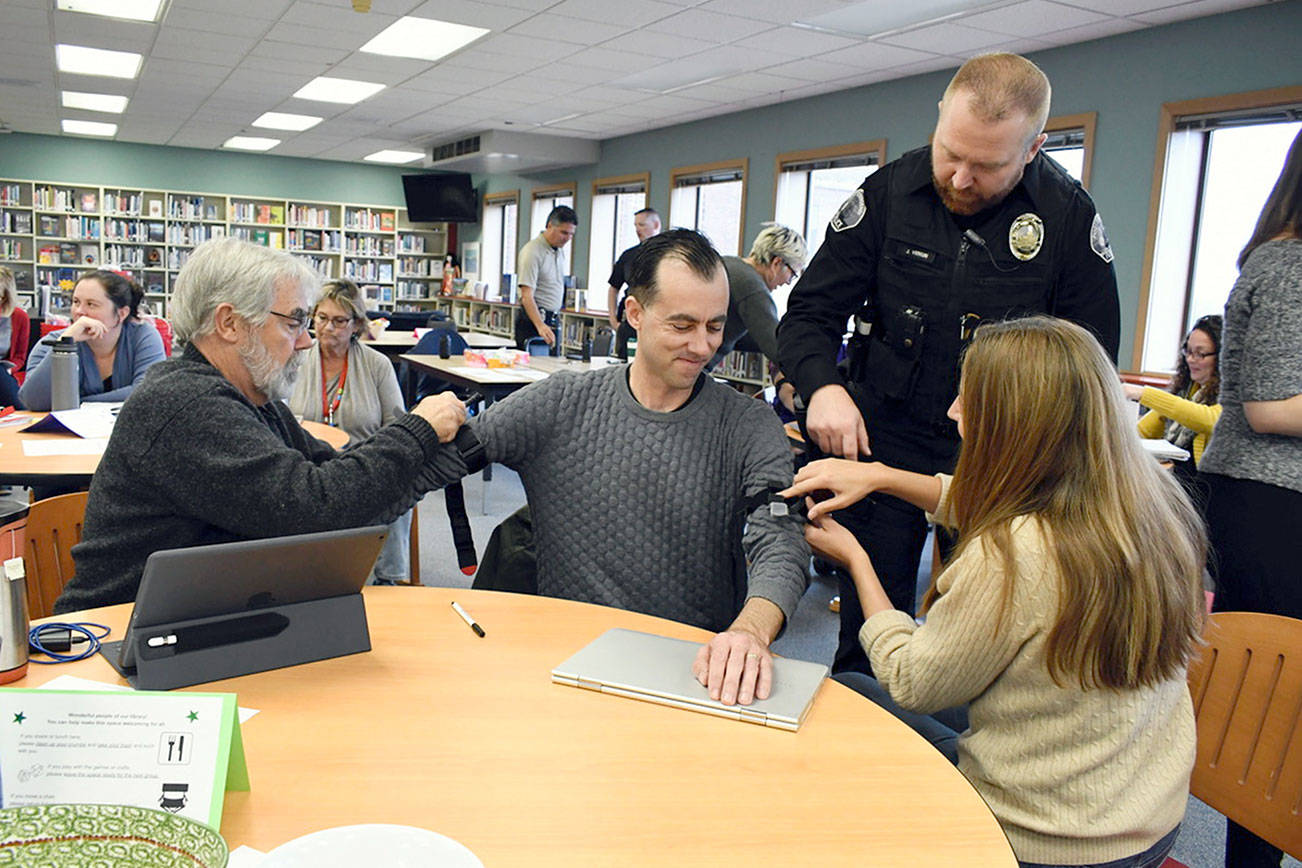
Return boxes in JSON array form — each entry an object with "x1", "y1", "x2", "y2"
[
  {"x1": 552, "y1": 628, "x2": 829, "y2": 731},
  {"x1": 107, "y1": 525, "x2": 387, "y2": 672}
]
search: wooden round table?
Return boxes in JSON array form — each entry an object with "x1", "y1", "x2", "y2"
[{"x1": 27, "y1": 588, "x2": 1016, "y2": 866}]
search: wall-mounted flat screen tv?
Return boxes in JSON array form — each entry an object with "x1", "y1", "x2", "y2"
[{"x1": 402, "y1": 173, "x2": 479, "y2": 223}]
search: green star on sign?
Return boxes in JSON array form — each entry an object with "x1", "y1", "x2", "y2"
[
  {"x1": 187, "y1": 711, "x2": 199, "y2": 722},
  {"x1": 12, "y1": 712, "x2": 25, "y2": 724}
]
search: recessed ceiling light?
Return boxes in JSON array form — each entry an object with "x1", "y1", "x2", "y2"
[
  {"x1": 293, "y1": 76, "x2": 385, "y2": 105},
  {"x1": 360, "y1": 16, "x2": 489, "y2": 62},
  {"x1": 55, "y1": 44, "x2": 143, "y2": 79},
  {"x1": 252, "y1": 111, "x2": 322, "y2": 132},
  {"x1": 61, "y1": 90, "x2": 129, "y2": 113},
  {"x1": 364, "y1": 149, "x2": 424, "y2": 164},
  {"x1": 56, "y1": 0, "x2": 164, "y2": 22},
  {"x1": 223, "y1": 136, "x2": 281, "y2": 151},
  {"x1": 62, "y1": 119, "x2": 117, "y2": 137}
]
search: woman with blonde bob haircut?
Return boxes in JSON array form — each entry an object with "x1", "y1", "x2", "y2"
[{"x1": 784, "y1": 316, "x2": 1204, "y2": 868}]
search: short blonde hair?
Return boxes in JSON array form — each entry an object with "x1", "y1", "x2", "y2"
[
  {"x1": 748, "y1": 223, "x2": 808, "y2": 270},
  {"x1": 317, "y1": 278, "x2": 370, "y2": 341},
  {"x1": 0, "y1": 265, "x2": 15, "y2": 317},
  {"x1": 943, "y1": 52, "x2": 1051, "y2": 145}
]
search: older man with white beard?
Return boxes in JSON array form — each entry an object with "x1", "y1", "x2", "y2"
[{"x1": 55, "y1": 237, "x2": 468, "y2": 613}]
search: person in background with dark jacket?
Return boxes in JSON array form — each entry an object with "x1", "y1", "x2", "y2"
[
  {"x1": 20, "y1": 269, "x2": 165, "y2": 410},
  {"x1": 0, "y1": 265, "x2": 29, "y2": 408}
]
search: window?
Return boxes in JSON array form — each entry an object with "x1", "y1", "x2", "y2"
[
  {"x1": 586, "y1": 173, "x2": 648, "y2": 312},
  {"x1": 775, "y1": 141, "x2": 885, "y2": 262},
  {"x1": 669, "y1": 160, "x2": 747, "y2": 256},
  {"x1": 1041, "y1": 112, "x2": 1096, "y2": 188},
  {"x1": 529, "y1": 183, "x2": 575, "y2": 277},
  {"x1": 480, "y1": 191, "x2": 518, "y2": 302},
  {"x1": 1135, "y1": 88, "x2": 1302, "y2": 372}
]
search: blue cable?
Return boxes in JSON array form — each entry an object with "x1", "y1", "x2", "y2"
[{"x1": 27, "y1": 622, "x2": 111, "y2": 663}]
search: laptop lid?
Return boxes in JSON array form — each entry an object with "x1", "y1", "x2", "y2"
[
  {"x1": 551, "y1": 628, "x2": 828, "y2": 731},
  {"x1": 115, "y1": 525, "x2": 387, "y2": 671}
]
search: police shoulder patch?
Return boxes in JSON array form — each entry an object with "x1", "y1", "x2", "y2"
[
  {"x1": 1090, "y1": 213, "x2": 1114, "y2": 263},
  {"x1": 831, "y1": 189, "x2": 866, "y2": 233}
]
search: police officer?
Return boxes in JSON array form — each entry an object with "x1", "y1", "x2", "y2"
[{"x1": 776, "y1": 52, "x2": 1120, "y2": 676}]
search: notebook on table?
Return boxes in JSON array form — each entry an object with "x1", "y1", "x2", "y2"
[{"x1": 551, "y1": 628, "x2": 828, "y2": 731}]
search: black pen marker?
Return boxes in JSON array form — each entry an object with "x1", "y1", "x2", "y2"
[{"x1": 451, "y1": 601, "x2": 485, "y2": 637}]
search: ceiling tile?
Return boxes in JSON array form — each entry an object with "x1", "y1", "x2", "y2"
[
  {"x1": 700, "y1": 0, "x2": 848, "y2": 24},
  {"x1": 569, "y1": 45, "x2": 662, "y2": 72},
  {"x1": 733, "y1": 25, "x2": 862, "y2": 54},
  {"x1": 251, "y1": 39, "x2": 350, "y2": 65},
  {"x1": 264, "y1": 20, "x2": 372, "y2": 51},
  {"x1": 169, "y1": 0, "x2": 295, "y2": 20},
  {"x1": 1131, "y1": 0, "x2": 1262, "y2": 25},
  {"x1": 816, "y1": 41, "x2": 940, "y2": 71},
  {"x1": 473, "y1": 32, "x2": 577, "y2": 62},
  {"x1": 408, "y1": 0, "x2": 538, "y2": 30},
  {"x1": 403, "y1": 65, "x2": 515, "y2": 93},
  {"x1": 51, "y1": 13, "x2": 158, "y2": 54},
  {"x1": 708, "y1": 71, "x2": 810, "y2": 95},
  {"x1": 1038, "y1": 16, "x2": 1144, "y2": 44},
  {"x1": 645, "y1": 9, "x2": 775, "y2": 42},
  {"x1": 326, "y1": 54, "x2": 431, "y2": 83},
  {"x1": 239, "y1": 54, "x2": 332, "y2": 77},
  {"x1": 280, "y1": 1, "x2": 401, "y2": 32},
  {"x1": 164, "y1": 8, "x2": 279, "y2": 37},
  {"x1": 1065, "y1": 0, "x2": 1196, "y2": 12},
  {"x1": 546, "y1": 0, "x2": 683, "y2": 27},
  {"x1": 879, "y1": 22, "x2": 1013, "y2": 53},
  {"x1": 959, "y1": 1, "x2": 1113, "y2": 37},
  {"x1": 596, "y1": 28, "x2": 716, "y2": 58},
  {"x1": 507, "y1": 14, "x2": 630, "y2": 44},
  {"x1": 763, "y1": 56, "x2": 862, "y2": 83}
]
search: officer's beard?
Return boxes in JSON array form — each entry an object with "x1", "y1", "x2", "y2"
[{"x1": 932, "y1": 170, "x2": 1022, "y2": 217}]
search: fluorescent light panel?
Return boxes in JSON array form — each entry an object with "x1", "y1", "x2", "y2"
[
  {"x1": 293, "y1": 76, "x2": 385, "y2": 105},
  {"x1": 224, "y1": 136, "x2": 281, "y2": 151},
  {"x1": 364, "y1": 150, "x2": 424, "y2": 164},
  {"x1": 252, "y1": 111, "x2": 322, "y2": 132},
  {"x1": 62, "y1": 119, "x2": 117, "y2": 137},
  {"x1": 56, "y1": 0, "x2": 165, "y2": 22},
  {"x1": 55, "y1": 44, "x2": 143, "y2": 79},
  {"x1": 62, "y1": 90, "x2": 129, "y2": 113},
  {"x1": 360, "y1": 16, "x2": 489, "y2": 62}
]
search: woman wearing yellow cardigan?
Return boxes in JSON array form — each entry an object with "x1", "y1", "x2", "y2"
[{"x1": 1124, "y1": 314, "x2": 1221, "y2": 508}]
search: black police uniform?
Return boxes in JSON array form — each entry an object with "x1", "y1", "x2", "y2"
[
  {"x1": 776, "y1": 145, "x2": 1120, "y2": 676},
  {"x1": 608, "y1": 242, "x2": 641, "y2": 360}
]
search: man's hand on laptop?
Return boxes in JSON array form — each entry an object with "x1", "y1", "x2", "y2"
[
  {"x1": 412, "y1": 392, "x2": 468, "y2": 442},
  {"x1": 691, "y1": 599, "x2": 784, "y2": 706}
]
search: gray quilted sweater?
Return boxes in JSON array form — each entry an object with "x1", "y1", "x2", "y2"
[{"x1": 470, "y1": 365, "x2": 808, "y2": 632}]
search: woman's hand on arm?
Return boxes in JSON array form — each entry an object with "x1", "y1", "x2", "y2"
[
  {"x1": 803, "y1": 510, "x2": 893, "y2": 619},
  {"x1": 780, "y1": 458, "x2": 941, "y2": 520}
]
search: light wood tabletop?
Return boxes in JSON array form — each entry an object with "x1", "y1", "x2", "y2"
[
  {"x1": 365, "y1": 330, "x2": 516, "y2": 350},
  {"x1": 399, "y1": 353, "x2": 578, "y2": 392},
  {"x1": 0, "y1": 414, "x2": 348, "y2": 485},
  {"x1": 25, "y1": 588, "x2": 1015, "y2": 866}
]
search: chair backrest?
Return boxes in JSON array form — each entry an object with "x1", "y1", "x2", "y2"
[
  {"x1": 525, "y1": 337, "x2": 550, "y2": 357},
  {"x1": 408, "y1": 327, "x2": 468, "y2": 401},
  {"x1": 1187, "y1": 611, "x2": 1302, "y2": 858},
  {"x1": 591, "y1": 326, "x2": 614, "y2": 357},
  {"x1": 22, "y1": 491, "x2": 89, "y2": 619}
]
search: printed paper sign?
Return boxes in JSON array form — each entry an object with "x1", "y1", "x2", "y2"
[{"x1": 0, "y1": 690, "x2": 248, "y2": 829}]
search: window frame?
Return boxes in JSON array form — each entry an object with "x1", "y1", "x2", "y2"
[
  {"x1": 480, "y1": 189, "x2": 519, "y2": 302},
  {"x1": 668, "y1": 158, "x2": 749, "y2": 255},
  {"x1": 771, "y1": 139, "x2": 887, "y2": 221},
  {"x1": 1042, "y1": 111, "x2": 1097, "y2": 190},
  {"x1": 1131, "y1": 85, "x2": 1302, "y2": 372},
  {"x1": 587, "y1": 172, "x2": 649, "y2": 310}
]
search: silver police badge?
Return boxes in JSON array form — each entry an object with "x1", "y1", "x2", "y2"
[
  {"x1": 831, "y1": 189, "x2": 865, "y2": 232},
  {"x1": 1008, "y1": 212, "x2": 1044, "y2": 261}
]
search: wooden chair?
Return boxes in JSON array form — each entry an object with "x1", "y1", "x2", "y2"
[
  {"x1": 406, "y1": 507, "x2": 421, "y2": 586},
  {"x1": 22, "y1": 491, "x2": 89, "y2": 619},
  {"x1": 1186, "y1": 611, "x2": 1302, "y2": 859}
]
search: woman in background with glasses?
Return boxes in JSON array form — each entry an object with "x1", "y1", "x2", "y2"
[
  {"x1": 1124, "y1": 314, "x2": 1222, "y2": 508},
  {"x1": 289, "y1": 277, "x2": 413, "y2": 585}
]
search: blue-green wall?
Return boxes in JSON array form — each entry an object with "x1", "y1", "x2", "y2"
[
  {"x1": 0, "y1": 135, "x2": 411, "y2": 206},
  {"x1": 489, "y1": 0, "x2": 1302, "y2": 366}
]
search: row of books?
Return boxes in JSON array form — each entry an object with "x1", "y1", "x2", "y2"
[
  {"x1": 103, "y1": 244, "x2": 164, "y2": 269},
  {"x1": 713, "y1": 350, "x2": 767, "y2": 382},
  {"x1": 230, "y1": 227, "x2": 284, "y2": 249},
  {"x1": 287, "y1": 204, "x2": 335, "y2": 228},
  {"x1": 168, "y1": 223, "x2": 225, "y2": 246},
  {"x1": 0, "y1": 184, "x2": 22, "y2": 207},
  {"x1": 104, "y1": 219, "x2": 166, "y2": 243},
  {"x1": 470, "y1": 307, "x2": 513, "y2": 332},
  {"x1": 167, "y1": 249, "x2": 192, "y2": 271},
  {"x1": 397, "y1": 256, "x2": 440, "y2": 277},
  {"x1": 231, "y1": 201, "x2": 287, "y2": 225},
  {"x1": 168, "y1": 196, "x2": 223, "y2": 221},
  {"x1": 344, "y1": 260, "x2": 394, "y2": 282},
  {"x1": 0, "y1": 210, "x2": 32, "y2": 234},
  {"x1": 34, "y1": 186, "x2": 97, "y2": 213},
  {"x1": 38, "y1": 215, "x2": 101, "y2": 239},
  {"x1": 37, "y1": 242, "x2": 96, "y2": 265},
  {"x1": 363, "y1": 284, "x2": 394, "y2": 304},
  {"x1": 291, "y1": 255, "x2": 334, "y2": 277},
  {"x1": 344, "y1": 236, "x2": 395, "y2": 257},
  {"x1": 344, "y1": 208, "x2": 395, "y2": 232},
  {"x1": 287, "y1": 229, "x2": 341, "y2": 252},
  {"x1": 397, "y1": 234, "x2": 436, "y2": 254},
  {"x1": 103, "y1": 191, "x2": 161, "y2": 216},
  {"x1": 0, "y1": 239, "x2": 24, "y2": 260}
]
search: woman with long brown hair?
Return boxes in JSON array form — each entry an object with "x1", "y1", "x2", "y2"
[{"x1": 783, "y1": 316, "x2": 1204, "y2": 868}]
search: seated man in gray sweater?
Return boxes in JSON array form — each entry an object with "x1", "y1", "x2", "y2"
[
  {"x1": 56, "y1": 237, "x2": 468, "y2": 614},
  {"x1": 468, "y1": 229, "x2": 808, "y2": 707}
]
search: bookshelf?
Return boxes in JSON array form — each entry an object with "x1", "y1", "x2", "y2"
[{"x1": 0, "y1": 176, "x2": 447, "y2": 317}]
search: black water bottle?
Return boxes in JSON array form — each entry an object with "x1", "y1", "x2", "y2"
[
  {"x1": 438, "y1": 333, "x2": 451, "y2": 359},
  {"x1": 581, "y1": 339, "x2": 591, "y2": 362}
]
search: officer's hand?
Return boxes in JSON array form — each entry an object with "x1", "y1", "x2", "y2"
[
  {"x1": 539, "y1": 323, "x2": 556, "y2": 347},
  {"x1": 412, "y1": 392, "x2": 468, "y2": 442},
  {"x1": 806, "y1": 384, "x2": 871, "y2": 459}
]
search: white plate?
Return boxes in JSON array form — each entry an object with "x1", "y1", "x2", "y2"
[{"x1": 263, "y1": 824, "x2": 483, "y2": 868}]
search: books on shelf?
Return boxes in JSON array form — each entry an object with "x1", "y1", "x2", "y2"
[{"x1": 1, "y1": 210, "x2": 32, "y2": 234}]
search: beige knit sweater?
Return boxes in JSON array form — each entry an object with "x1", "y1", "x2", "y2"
[{"x1": 860, "y1": 475, "x2": 1194, "y2": 865}]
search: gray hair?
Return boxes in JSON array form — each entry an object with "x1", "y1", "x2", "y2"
[
  {"x1": 170, "y1": 237, "x2": 320, "y2": 343},
  {"x1": 749, "y1": 223, "x2": 808, "y2": 270},
  {"x1": 0, "y1": 265, "x2": 15, "y2": 316}
]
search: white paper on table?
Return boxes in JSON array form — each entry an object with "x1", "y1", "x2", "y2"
[
  {"x1": 1140, "y1": 438, "x2": 1191, "y2": 462},
  {"x1": 22, "y1": 438, "x2": 108, "y2": 456},
  {"x1": 40, "y1": 675, "x2": 260, "y2": 723},
  {"x1": 443, "y1": 366, "x2": 530, "y2": 383},
  {"x1": 227, "y1": 845, "x2": 267, "y2": 866},
  {"x1": 511, "y1": 369, "x2": 550, "y2": 381}
]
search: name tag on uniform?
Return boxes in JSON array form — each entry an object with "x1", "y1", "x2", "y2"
[{"x1": 902, "y1": 246, "x2": 937, "y2": 265}]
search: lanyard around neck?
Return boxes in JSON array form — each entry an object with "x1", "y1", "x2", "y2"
[{"x1": 320, "y1": 346, "x2": 349, "y2": 426}]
